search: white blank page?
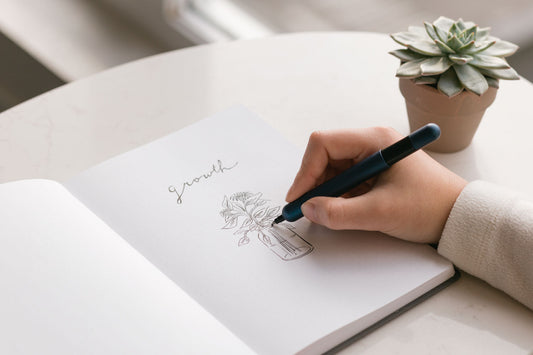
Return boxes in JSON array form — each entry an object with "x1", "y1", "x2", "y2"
[{"x1": 0, "y1": 179, "x2": 253, "y2": 355}]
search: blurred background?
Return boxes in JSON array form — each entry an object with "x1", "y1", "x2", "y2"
[{"x1": 1, "y1": 0, "x2": 532, "y2": 112}]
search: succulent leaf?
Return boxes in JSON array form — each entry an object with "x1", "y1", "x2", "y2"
[
  {"x1": 414, "y1": 76, "x2": 438, "y2": 85},
  {"x1": 396, "y1": 59, "x2": 424, "y2": 77},
  {"x1": 455, "y1": 19, "x2": 467, "y2": 31},
  {"x1": 470, "y1": 54, "x2": 510, "y2": 69},
  {"x1": 454, "y1": 64, "x2": 489, "y2": 95},
  {"x1": 433, "y1": 25, "x2": 449, "y2": 43},
  {"x1": 481, "y1": 40, "x2": 519, "y2": 57},
  {"x1": 391, "y1": 31, "x2": 426, "y2": 46},
  {"x1": 438, "y1": 68, "x2": 463, "y2": 97},
  {"x1": 407, "y1": 26, "x2": 429, "y2": 37},
  {"x1": 389, "y1": 49, "x2": 425, "y2": 61},
  {"x1": 462, "y1": 26, "x2": 477, "y2": 42},
  {"x1": 449, "y1": 54, "x2": 473, "y2": 64},
  {"x1": 478, "y1": 67, "x2": 520, "y2": 80},
  {"x1": 434, "y1": 39, "x2": 455, "y2": 54},
  {"x1": 420, "y1": 57, "x2": 453, "y2": 75},
  {"x1": 485, "y1": 76, "x2": 500, "y2": 89},
  {"x1": 423, "y1": 22, "x2": 439, "y2": 41},
  {"x1": 458, "y1": 40, "x2": 476, "y2": 52},
  {"x1": 446, "y1": 35, "x2": 464, "y2": 51},
  {"x1": 407, "y1": 41, "x2": 442, "y2": 56},
  {"x1": 464, "y1": 40, "x2": 496, "y2": 54},
  {"x1": 449, "y1": 23, "x2": 461, "y2": 37},
  {"x1": 433, "y1": 16, "x2": 454, "y2": 33},
  {"x1": 476, "y1": 27, "x2": 491, "y2": 40}
]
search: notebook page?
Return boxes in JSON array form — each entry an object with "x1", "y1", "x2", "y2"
[
  {"x1": 65, "y1": 106, "x2": 454, "y2": 354},
  {"x1": 0, "y1": 179, "x2": 253, "y2": 355}
]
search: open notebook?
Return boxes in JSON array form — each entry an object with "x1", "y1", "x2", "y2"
[{"x1": 0, "y1": 107, "x2": 456, "y2": 354}]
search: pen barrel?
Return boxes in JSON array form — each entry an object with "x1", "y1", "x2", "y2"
[{"x1": 282, "y1": 151, "x2": 389, "y2": 222}]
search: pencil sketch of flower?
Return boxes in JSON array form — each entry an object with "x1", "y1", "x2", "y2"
[
  {"x1": 220, "y1": 192, "x2": 314, "y2": 261},
  {"x1": 220, "y1": 192, "x2": 278, "y2": 246}
]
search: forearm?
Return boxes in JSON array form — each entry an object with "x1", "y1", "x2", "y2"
[{"x1": 438, "y1": 181, "x2": 533, "y2": 310}]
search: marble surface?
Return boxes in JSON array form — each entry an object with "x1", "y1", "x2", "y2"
[{"x1": 1, "y1": 32, "x2": 533, "y2": 354}]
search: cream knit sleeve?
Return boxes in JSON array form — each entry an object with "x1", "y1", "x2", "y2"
[{"x1": 438, "y1": 180, "x2": 533, "y2": 310}]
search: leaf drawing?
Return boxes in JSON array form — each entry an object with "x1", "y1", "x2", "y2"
[
  {"x1": 222, "y1": 217, "x2": 238, "y2": 230},
  {"x1": 261, "y1": 234, "x2": 272, "y2": 246},
  {"x1": 238, "y1": 235, "x2": 250, "y2": 246}
]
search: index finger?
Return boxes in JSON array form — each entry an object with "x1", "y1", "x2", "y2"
[{"x1": 285, "y1": 127, "x2": 400, "y2": 202}]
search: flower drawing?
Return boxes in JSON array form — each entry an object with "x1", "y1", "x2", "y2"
[
  {"x1": 220, "y1": 192, "x2": 314, "y2": 261},
  {"x1": 220, "y1": 192, "x2": 279, "y2": 246}
]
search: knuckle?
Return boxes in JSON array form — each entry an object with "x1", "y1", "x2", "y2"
[
  {"x1": 308, "y1": 130, "x2": 326, "y2": 145},
  {"x1": 374, "y1": 126, "x2": 401, "y2": 144}
]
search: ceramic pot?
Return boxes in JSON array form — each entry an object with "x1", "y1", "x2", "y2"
[{"x1": 399, "y1": 78, "x2": 497, "y2": 153}]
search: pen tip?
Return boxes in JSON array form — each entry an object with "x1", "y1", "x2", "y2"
[{"x1": 271, "y1": 215, "x2": 285, "y2": 226}]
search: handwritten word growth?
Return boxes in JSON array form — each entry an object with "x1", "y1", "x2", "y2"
[{"x1": 168, "y1": 160, "x2": 238, "y2": 204}]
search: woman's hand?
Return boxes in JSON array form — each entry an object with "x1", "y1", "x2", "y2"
[{"x1": 286, "y1": 127, "x2": 467, "y2": 243}]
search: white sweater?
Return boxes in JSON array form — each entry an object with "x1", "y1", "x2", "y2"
[{"x1": 438, "y1": 180, "x2": 533, "y2": 310}]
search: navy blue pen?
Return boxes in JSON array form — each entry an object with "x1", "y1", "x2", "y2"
[{"x1": 271, "y1": 123, "x2": 441, "y2": 226}]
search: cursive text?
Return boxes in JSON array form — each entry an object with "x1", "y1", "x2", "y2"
[{"x1": 169, "y1": 160, "x2": 238, "y2": 204}]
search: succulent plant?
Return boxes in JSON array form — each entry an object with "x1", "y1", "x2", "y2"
[{"x1": 390, "y1": 16, "x2": 519, "y2": 97}]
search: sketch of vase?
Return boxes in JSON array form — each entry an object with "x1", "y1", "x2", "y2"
[{"x1": 220, "y1": 192, "x2": 313, "y2": 261}]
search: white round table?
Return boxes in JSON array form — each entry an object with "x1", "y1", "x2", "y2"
[{"x1": 1, "y1": 32, "x2": 532, "y2": 354}]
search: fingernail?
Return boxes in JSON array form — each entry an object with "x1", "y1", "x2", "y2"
[{"x1": 301, "y1": 202, "x2": 317, "y2": 222}]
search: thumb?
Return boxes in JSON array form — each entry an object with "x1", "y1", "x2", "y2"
[{"x1": 301, "y1": 195, "x2": 382, "y2": 231}]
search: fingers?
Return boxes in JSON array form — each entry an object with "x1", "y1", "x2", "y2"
[
  {"x1": 299, "y1": 154, "x2": 468, "y2": 243},
  {"x1": 301, "y1": 194, "x2": 387, "y2": 231},
  {"x1": 286, "y1": 127, "x2": 401, "y2": 202}
]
